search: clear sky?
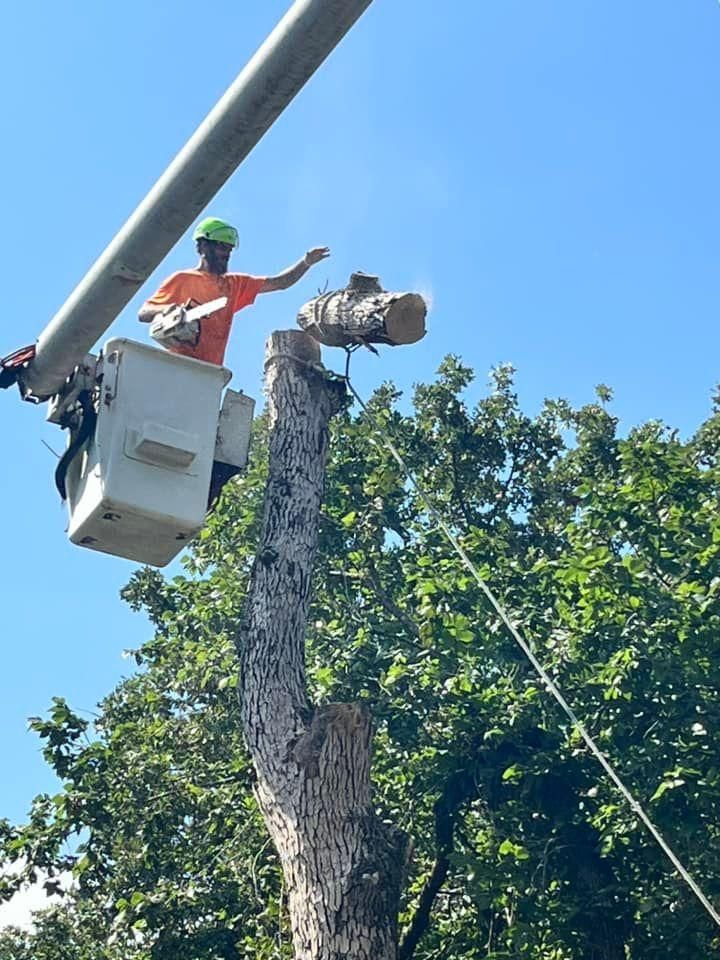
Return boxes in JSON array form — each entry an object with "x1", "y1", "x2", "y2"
[{"x1": 0, "y1": 1, "x2": 718, "y2": 830}]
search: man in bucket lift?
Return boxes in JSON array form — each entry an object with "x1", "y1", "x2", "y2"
[
  {"x1": 139, "y1": 216, "x2": 329, "y2": 364},
  {"x1": 139, "y1": 216, "x2": 329, "y2": 504}
]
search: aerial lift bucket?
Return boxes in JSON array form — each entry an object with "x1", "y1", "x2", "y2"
[{"x1": 53, "y1": 339, "x2": 254, "y2": 567}]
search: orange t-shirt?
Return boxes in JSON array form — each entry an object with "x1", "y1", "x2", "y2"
[{"x1": 143, "y1": 269, "x2": 265, "y2": 365}]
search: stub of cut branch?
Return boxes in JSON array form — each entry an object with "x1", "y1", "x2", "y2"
[{"x1": 297, "y1": 271, "x2": 427, "y2": 349}]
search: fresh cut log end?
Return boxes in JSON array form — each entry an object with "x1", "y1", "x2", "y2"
[{"x1": 384, "y1": 293, "x2": 427, "y2": 345}]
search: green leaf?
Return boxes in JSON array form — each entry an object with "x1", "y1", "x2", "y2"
[{"x1": 498, "y1": 839, "x2": 530, "y2": 861}]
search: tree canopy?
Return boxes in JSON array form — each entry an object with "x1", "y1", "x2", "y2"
[{"x1": 2, "y1": 356, "x2": 720, "y2": 959}]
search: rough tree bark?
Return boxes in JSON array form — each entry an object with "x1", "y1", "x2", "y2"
[
  {"x1": 238, "y1": 329, "x2": 408, "y2": 960},
  {"x1": 296, "y1": 272, "x2": 426, "y2": 349}
]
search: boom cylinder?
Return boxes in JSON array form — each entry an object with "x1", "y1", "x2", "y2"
[{"x1": 22, "y1": 0, "x2": 373, "y2": 399}]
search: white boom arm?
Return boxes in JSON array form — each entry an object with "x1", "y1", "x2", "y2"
[{"x1": 20, "y1": 0, "x2": 373, "y2": 400}]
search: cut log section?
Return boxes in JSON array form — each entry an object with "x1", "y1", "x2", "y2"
[{"x1": 297, "y1": 272, "x2": 427, "y2": 349}]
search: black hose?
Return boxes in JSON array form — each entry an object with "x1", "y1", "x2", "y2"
[
  {"x1": 0, "y1": 367, "x2": 17, "y2": 390},
  {"x1": 55, "y1": 391, "x2": 97, "y2": 501}
]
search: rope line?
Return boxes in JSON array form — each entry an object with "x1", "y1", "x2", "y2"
[{"x1": 342, "y1": 363, "x2": 720, "y2": 931}]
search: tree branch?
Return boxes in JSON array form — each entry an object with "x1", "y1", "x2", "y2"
[
  {"x1": 398, "y1": 770, "x2": 476, "y2": 960},
  {"x1": 366, "y1": 561, "x2": 420, "y2": 639}
]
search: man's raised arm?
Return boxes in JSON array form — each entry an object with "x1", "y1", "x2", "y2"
[{"x1": 260, "y1": 247, "x2": 330, "y2": 293}]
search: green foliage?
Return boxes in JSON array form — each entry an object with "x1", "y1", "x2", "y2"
[{"x1": 2, "y1": 364, "x2": 720, "y2": 958}]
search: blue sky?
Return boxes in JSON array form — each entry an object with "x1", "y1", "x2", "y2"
[{"x1": 1, "y1": 1, "x2": 718, "y2": 827}]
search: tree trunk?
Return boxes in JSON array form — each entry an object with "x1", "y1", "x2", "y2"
[
  {"x1": 238, "y1": 329, "x2": 408, "y2": 960},
  {"x1": 297, "y1": 272, "x2": 426, "y2": 348}
]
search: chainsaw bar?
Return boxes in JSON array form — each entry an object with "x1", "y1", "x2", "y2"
[{"x1": 182, "y1": 296, "x2": 228, "y2": 323}]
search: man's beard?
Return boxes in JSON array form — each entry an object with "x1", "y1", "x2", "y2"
[{"x1": 208, "y1": 249, "x2": 230, "y2": 274}]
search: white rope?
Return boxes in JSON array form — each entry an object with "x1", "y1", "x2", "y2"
[{"x1": 344, "y1": 374, "x2": 720, "y2": 931}]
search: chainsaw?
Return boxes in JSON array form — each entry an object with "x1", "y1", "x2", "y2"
[{"x1": 149, "y1": 296, "x2": 228, "y2": 348}]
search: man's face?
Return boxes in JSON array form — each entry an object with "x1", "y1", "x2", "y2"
[{"x1": 204, "y1": 240, "x2": 233, "y2": 274}]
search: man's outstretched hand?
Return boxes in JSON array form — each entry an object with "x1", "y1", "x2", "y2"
[{"x1": 305, "y1": 247, "x2": 330, "y2": 266}]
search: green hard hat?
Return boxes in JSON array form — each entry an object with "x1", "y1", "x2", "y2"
[{"x1": 193, "y1": 217, "x2": 239, "y2": 247}]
